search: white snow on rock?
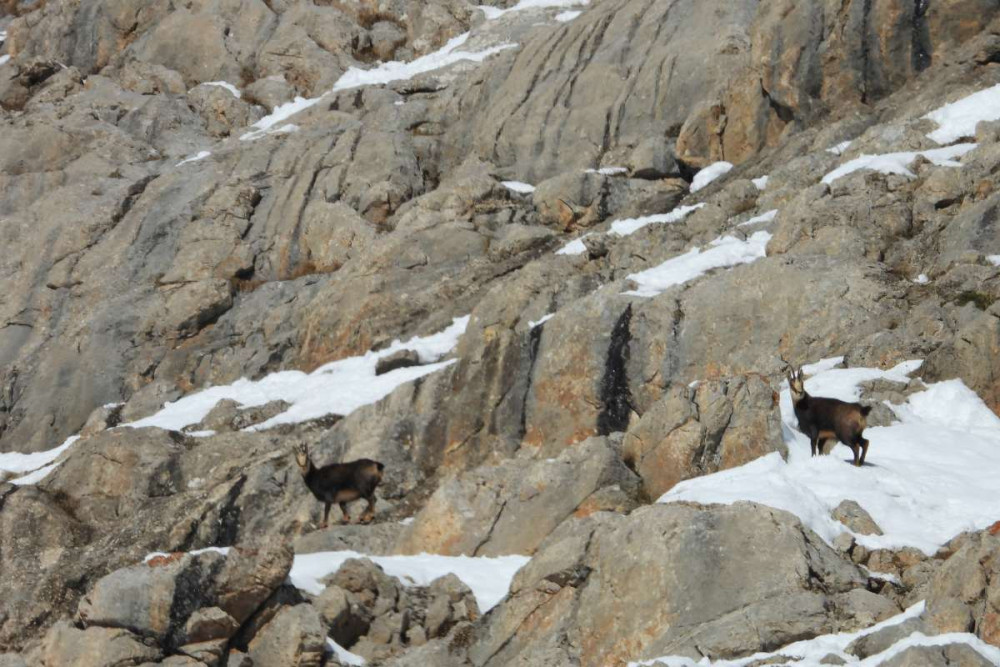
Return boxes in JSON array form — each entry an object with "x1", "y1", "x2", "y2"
[
  {"x1": 914, "y1": 273, "x2": 930, "y2": 284},
  {"x1": 327, "y1": 638, "x2": 366, "y2": 666},
  {"x1": 555, "y1": 10, "x2": 582, "y2": 21},
  {"x1": 0, "y1": 55, "x2": 10, "y2": 66},
  {"x1": 924, "y1": 83, "x2": 1000, "y2": 144},
  {"x1": 751, "y1": 175, "x2": 769, "y2": 190},
  {"x1": 555, "y1": 204, "x2": 704, "y2": 256},
  {"x1": 690, "y1": 161, "x2": 733, "y2": 192},
  {"x1": 479, "y1": 0, "x2": 590, "y2": 20},
  {"x1": 502, "y1": 180, "x2": 536, "y2": 194},
  {"x1": 737, "y1": 209, "x2": 778, "y2": 227},
  {"x1": 659, "y1": 358, "x2": 1000, "y2": 555},
  {"x1": 1, "y1": 435, "x2": 78, "y2": 482},
  {"x1": 125, "y1": 316, "x2": 469, "y2": 433},
  {"x1": 143, "y1": 546, "x2": 231, "y2": 563},
  {"x1": 242, "y1": 34, "x2": 514, "y2": 141},
  {"x1": 608, "y1": 204, "x2": 704, "y2": 237},
  {"x1": 821, "y1": 144, "x2": 977, "y2": 185},
  {"x1": 176, "y1": 151, "x2": 211, "y2": 167},
  {"x1": 201, "y1": 81, "x2": 242, "y2": 98},
  {"x1": 333, "y1": 33, "x2": 516, "y2": 92},
  {"x1": 289, "y1": 550, "x2": 530, "y2": 613},
  {"x1": 826, "y1": 140, "x2": 853, "y2": 155},
  {"x1": 528, "y1": 313, "x2": 554, "y2": 328},
  {"x1": 555, "y1": 234, "x2": 592, "y2": 256},
  {"x1": 631, "y1": 601, "x2": 1000, "y2": 666},
  {"x1": 241, "y1": 96, "x2": 325, "y2": 141},
  {"x1": 585, "y1": 166, "x2": 628, "y2": 176},
  {"x1": 987, "y1": 254, "x2": 1000, "y2": 267},
  {"x1": 623, "y1": 231, "x2": 772, "y2": 298}
]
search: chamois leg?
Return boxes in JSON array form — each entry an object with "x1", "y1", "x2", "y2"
[
  {"x1": 321, "y1": 502, "x2": 332, "y2": 529},
  {"x1": 816, "y1": 438, "x2": 829, "y2": 456},
  {"x1": 809, "y1": 434, "x2": 819, "y2": 457},
  {"x1": 339, "y1": 501, "x2": 351, "y2": 524},
  {"x1": 360, "y1": 494, "x2": 376, "y2": 524},
  {"x1": 858, "y1": 437, "x2": 869, "y2": 466}
]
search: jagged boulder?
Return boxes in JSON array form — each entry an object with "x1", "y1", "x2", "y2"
[
  {"x1": 470, "y1": 502, "x2": 869, "y2": 666},
  {"x1": 36, "y1": 622, "x2": 163, "y2": 667},
  {"x1": 395, "y1": 435, "x2": 640, "y2": 556},
  {"x1": 315, "y1": 559, "x2": 480, "y2": 663},
  {"x1": 246, "y1": 603, "x2": 326, "y2": 667},
  {"x1": 77, "y1": 542, "x2": 292, "y2": 649},
  {"x1": 879, "y1": 642, "x2": 997, "y2": 666},
  {"x1": 925, "y1": 529, "x2": 1000, "y2": 647},
  {"x1": 623, "y1": 374, "x2": 784, "y2": 498}
]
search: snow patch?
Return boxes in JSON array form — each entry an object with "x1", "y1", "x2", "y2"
[
  {"x1": 608, "y1": 204, "x2": 704, "y2": 237},
  {"x1": 11, "y1": 462, "x2": 60, "y2": 486},
  {"x1": 502, "y1": 180, "x2": 535, "y2": 194},
  {"x1": 241, "y1": 96, "x2": 324, "y2": 141},
  {"x1": 201, "y1": 81, "x2": 242, "y2": 98},
  {"x1": 630, "y1": 601, "x2": 1000, "y2": 667},
  {"x1": 586, "y1": 166, "x2": 628, "y2": 176},
  {"x1": 555, "y1": 10, "x2": 582, "y2": 21},
  {"x1": 914, "y1": 273, "x2": 929, "y2": 284},
  {"x1": 1, "y1": 435, "x2": 79, "y2": 481},
  {"x1": 801, "y1": 355, "x2": 845, "y2": 375},
  {"x1": 659, "y1": 358, "x2": 1000, "y2": 554},
  {"x1": 737, "y1": 209, "x2": 778, "y2": 227},
  {"x1": 987, "y1": 255, "x2": 1000, "y2": 267},
  {"x1": 690, "y1": 161, "x2": 733, "y2": 192},
  {"x1": 333, "y1": 33, "x2": 516, "y2": 93},
  {"x1": 529, "y1": 313, "x2": 554, "y2": 328},
  {"x1": 289, "y1": 551, "x2": 530, "y2": 612},
  {"x1": 924, "y1": 83, "x2": 1000, "y2": 144},
  {"x1": 821, "y1": 144, "x2": 977, "y2": 184},
  {"x1": 751, "y1": 175, "x2": 769, "y2": 190},
  {"x1": 242, "y1": 32, "x2": 517, "y2": 140},
  {"x1": 327, "y1": 638, "x2": 366, "y2": 666},
  {"x1": 555, "y1": 234, "x2": 592, "y2": 256},
  {"x1": 144, "y1": 546, "x2": 231, "y2": 563},
  {"x1": 0, "y1": 55, "x2": 10, "y2": 66},
  {"x1": 827, "y1": 140, "x2": 853, "y2": 155},
  {"x1": 623, "y1": 231, "x2": 771, "y2": 298},
  {"x1": 176, "y1": 151, "x2": 211, "y2": 167},
  {"x1": 479, "y1": 0, "x2": 590, "y2": 20},
  {"x1": 125, "y1": 317, "x2": 469, "y2": 433}
]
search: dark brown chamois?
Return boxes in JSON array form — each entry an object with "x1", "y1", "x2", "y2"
[
  {"x1": 784, "y1": 361, "x2": 873, "y2": 466},
  {"x1": 293, "y1": 443, "x2": 385, "y2": 527}
]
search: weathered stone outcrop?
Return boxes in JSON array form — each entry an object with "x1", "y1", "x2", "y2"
[
  {"x1": 925, "y1": 530, "x2": 1000, "y2": 647},
  {"x1": 4, "y1": 0, "x2": 1000, "y2": 662},
  {"x1": 622, "y1": 374, "x2": 784, "y2": 498},
  {"x1": 395, "y1": 435, "x2": 640, "y2": 556},
  {"x1": 470, "y1": 502, "x2": 871, "y2": 666}
]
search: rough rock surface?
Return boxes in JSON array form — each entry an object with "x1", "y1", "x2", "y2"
[
  {"x1": 469, "y1": 502, "x2": 869, "y2": 666},
  {"x1": 395, "y1": 435, "x2": 640, "y2": 556},
  {"x1": 3, "y1": 0, "x2": 1000, "y2": 664},
  {"x1": 622, "y1": 374, "x2": 784, "y2": 498}
]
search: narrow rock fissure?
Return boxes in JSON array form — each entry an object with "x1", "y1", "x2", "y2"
[{"x1": 597, "y1": 304, "x2": 633, "y2": 435}]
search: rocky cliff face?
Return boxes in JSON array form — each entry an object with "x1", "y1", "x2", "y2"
[{"x1": 2, "y1": 0, "x2": 1000, "y2": 665}]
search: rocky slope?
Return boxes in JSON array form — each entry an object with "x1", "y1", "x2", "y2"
[{"x1": 2, "y1": 0, "x2": 1000, "y2": 665}]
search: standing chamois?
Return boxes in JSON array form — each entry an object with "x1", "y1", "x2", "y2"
[
  {"x1": 293, "y1": 443, "x2": 385, "y2": 527},
  {"x1": 783, "y1": 360, "x2": 873, "y2": 466}
]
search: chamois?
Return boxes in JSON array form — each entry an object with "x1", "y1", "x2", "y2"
[
  {"x1": 783, "y1": 361, "x2": 873, "y2": 466},
  {"x1": 293, "y1": 443, "x2": 385, "y2": 527}
]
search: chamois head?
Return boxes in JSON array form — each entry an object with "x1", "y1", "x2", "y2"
[
  {"x1": 293, "y1": 442, "x2": 312, "y2": 476},
  {"x1": 781, "y1": 356, "x2": 806, "y2": 402}
]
